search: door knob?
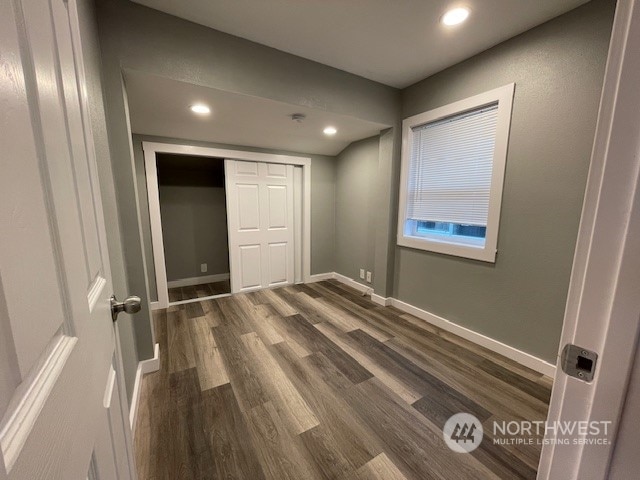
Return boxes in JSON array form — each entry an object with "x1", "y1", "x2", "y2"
[{"x1": 110, "y1": 294, "x2": 142, "y2": 322}]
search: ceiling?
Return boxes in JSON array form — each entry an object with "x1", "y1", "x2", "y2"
[
  {"x1": 125, "y1": 71, "x2": 390, "y2": 156},
  {"x1": 132, "y1": 0, "x2": 589, "y2": 88}
]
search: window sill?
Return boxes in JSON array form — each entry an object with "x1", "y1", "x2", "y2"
[
  {"x1": 411, "y1": 231, "x2": 485, "y2": 248},
  {"x1": 397, "y1": 234, "x2": 497, "y2": 263}
]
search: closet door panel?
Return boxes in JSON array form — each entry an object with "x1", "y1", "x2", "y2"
[{"x1": 225, "y1": 160, "x2": 295, "y2": 293}]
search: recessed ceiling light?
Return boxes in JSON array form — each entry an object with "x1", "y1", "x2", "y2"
[
  {"x1": 190, "y1": 104, "x2": 211, "y2": 115},
  {"x1": 441, "y1": 7, "x2": 470, "y2": 26},
  {"x1": 323, "y1": 126, "x2": 337, "y2": 136}
]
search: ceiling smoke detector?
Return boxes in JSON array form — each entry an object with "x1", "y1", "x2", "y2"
[{"x1": 291, "y1": 113, "x2": 306, "y2": 123}]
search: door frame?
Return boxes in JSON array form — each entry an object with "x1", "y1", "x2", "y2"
[
  {"x1": 142, "y1": 141, "x2": 311, "y2": 310},
  {"x1": 537, "y1": 0, "x2": 640, "y2": 477}
]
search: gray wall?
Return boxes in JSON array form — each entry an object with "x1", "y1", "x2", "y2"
[
  {"x1": 95, "y1": 0, "x2": 615, "y2": 384},
  {"x1": 96, "y1": 17, "x2": 156, "y2": 366},
  {"x1": 334, "y1": 129, "x2": 401, "y2": 297},
  {"x1": 395, "y1": 0, "x2": 616, "y2": 363},
  {"x1": 335, "y1": 137, "x2": 380, "y2": 286},
  {"x1": 131, "y1": 135, "x2": 337, "y2": 299},
  {"x1": 96, "y1": 0, "x2": 399, "y2": 367},
  {"x1": 96, "y1": 0, "x2": 398, "y2": 126},
  {"x1": 76, "y1": 0, "x2": 139, "y2": 402},
  {"x1": 157, "y1": 156, "x2": 229, "y2": 282},
  {"x1": 373, "y1": 127, "x2": 402, "y2": 297}
]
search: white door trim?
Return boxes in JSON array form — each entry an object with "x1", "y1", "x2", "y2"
[
  {"x1": 538, "y1": 0, "x2": 640, "y2": 477},
  {"x1": 128, "y1": 343, "x2": 160, "y2": 439},
  {"x1": 143, "y1": 141, "x2": 312, "y2": 310},
  {"x1": 293, "y1": 166, "x2": 304, "y2": 283}
]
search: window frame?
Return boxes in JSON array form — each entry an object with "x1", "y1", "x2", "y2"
[
  {"x1": 397, "y1": 84, "x2": 515, "y2": 263},
  {"x1": 411, "y1": 221, "x2": 486, "y2": 247}
]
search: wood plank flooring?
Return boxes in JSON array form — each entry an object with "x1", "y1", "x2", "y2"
[
  {"x1": 168, "y1": 280, "x2": 231, "y2": 302},
  {"x1": 135, "y1": 280, "x2": 551, "y2": 480}
]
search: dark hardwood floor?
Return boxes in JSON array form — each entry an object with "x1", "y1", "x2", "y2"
[
  {"x1": 135, "y1": 280, "x2": 552, "y2": 480},
  {"x1": 168, "y1": 280, "x2": 231, "y2": 302}
]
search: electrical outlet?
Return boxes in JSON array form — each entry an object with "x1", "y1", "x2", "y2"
[
  {"x1": 200, "y1": 263, "x2": 208, "y2": 273},
  {"x1": 366, "y1": 271, "x2": 372, "y2": 283},
  {"x1": 359, "y1": 269, "x2": 365, "y2": 280}
]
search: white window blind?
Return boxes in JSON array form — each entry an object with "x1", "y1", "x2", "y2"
[{"x1": 407, "y1": 103, "x2": 499, "y2": 227}]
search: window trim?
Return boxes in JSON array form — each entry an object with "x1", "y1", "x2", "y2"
[
  {"x1": 397, "y1": 83, "x2": 515, "y2": 263},
  {"x1": 410, "y1": 221, "x2": 486, "y2": 248}
]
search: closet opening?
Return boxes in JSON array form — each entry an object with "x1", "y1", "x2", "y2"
[
  {"x1": 156, "y1": 153, "x2": 231, "y2": 304},
  {"x1": 143, "y1": 142, "x2": 311, "y2": 311}
]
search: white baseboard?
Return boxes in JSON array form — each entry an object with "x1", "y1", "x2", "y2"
[
  {"x1": 371, "y1": 293, "x2": 391, "y2": 306},
  {"x1": 390, "y1": 298, "x2": 556, "y2": 377},
  {"x1": 167, "y1": 273, "x2": 230, "y2": 289},
  {"x1": 129, "y1": 343, "x2": 160, "y2": 438},
  {"x1": 308, "y1": 272, "x2": 372, "y2": 296},
  {"x1": 332, "y1": 272, "x2": 373, "y2": 295},
  {"x1": 307, "y1": 272, "x2": 335, "y2": 283},
  {"x1": 320, "y1": 271, "x2": 556, "y2": 377}
]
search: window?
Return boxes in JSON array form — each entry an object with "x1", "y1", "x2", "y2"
[{"x1": 397, "y1": 84, "x2": 515, "y2": 262}]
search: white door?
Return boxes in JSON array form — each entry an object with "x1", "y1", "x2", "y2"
[
  {"x1": 0, "y1": 0, "x2": 135, "y2": 479},
  {"x1": 537, "y1": 0, "x2": 640, "y2": 478},
  {"x1": 225, "y1": 160, "x2": 295, "y2": 293}
]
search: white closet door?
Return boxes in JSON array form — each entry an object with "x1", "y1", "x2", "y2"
[{"x1": 225, "y1": 160, "x2": 295, "y2": 293}]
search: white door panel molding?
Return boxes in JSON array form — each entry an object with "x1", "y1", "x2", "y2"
[{"x1": 226, "y1": 160, "x2": 296, "y2": 292}]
